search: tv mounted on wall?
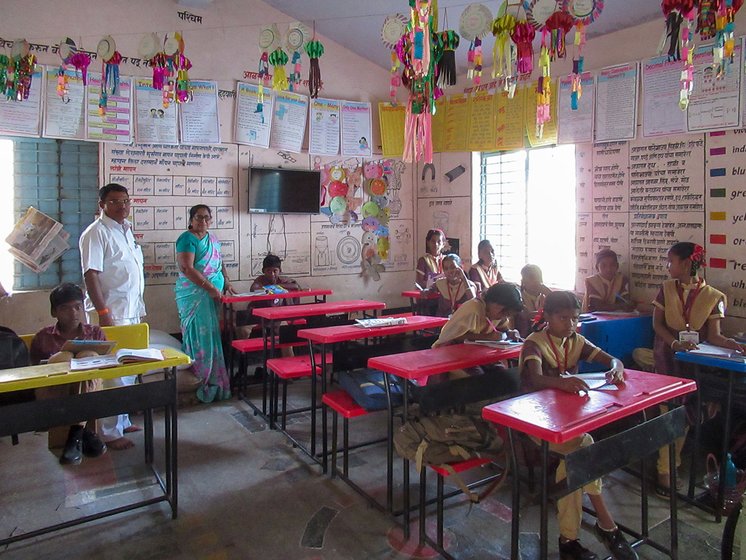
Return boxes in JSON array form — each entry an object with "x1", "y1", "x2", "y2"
[{"x1": 248, "y1": 167, "x2": 321, "y2": 214}]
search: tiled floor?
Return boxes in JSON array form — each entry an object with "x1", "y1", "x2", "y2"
[{"x1": 0, "y1": 382, "x2": 738, "y2": 559}]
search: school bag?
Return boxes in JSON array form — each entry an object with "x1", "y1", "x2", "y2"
[
  {"x1": 394, "y1": 412, "x2": 507, "y2": 502},
  {"x1": 336, "y1": 368, "x2": 403, "y2": 411},
  {"x1": 0, "y1": 326, "x2": 32, "y2": 445}
]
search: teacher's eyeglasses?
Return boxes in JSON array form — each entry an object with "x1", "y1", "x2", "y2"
[
  {"x1": 105, "y1": 199, "x2": 130, "y2": 207},
  {"x1": 193, "y1": 215, "x2": 211, "y2": 222}
]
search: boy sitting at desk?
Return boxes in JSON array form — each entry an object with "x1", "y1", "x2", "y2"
[
  {"x1": 520, "y1": 291, "x2": 635, "y2": 560},
  {"x1": 30, "y1": 283, "x2": 107, "y2": 465}
]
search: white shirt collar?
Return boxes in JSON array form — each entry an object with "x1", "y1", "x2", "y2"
[{"x1": 99, "y1": 212, "x2": 132, "y2": 232}]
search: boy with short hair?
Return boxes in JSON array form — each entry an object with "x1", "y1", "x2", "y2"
[{"x1": 30, "y1": 283, "x2": 107, "y2": 465}]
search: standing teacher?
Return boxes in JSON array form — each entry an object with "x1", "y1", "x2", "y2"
[
  {"x1": 79, "y1": 183, "x2": 145, "y2": 450},
  {"x1": 175, "y1": 204, "x2": 235, "y2": 403}
]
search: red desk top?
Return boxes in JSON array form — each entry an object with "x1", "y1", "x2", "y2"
[
  {"x1": 297, "y1": 315, "x2": 448, "y2": 344},
  {"x1": 368, "y1": 343, "x2": 522, "y2": 381},
  {"x1": 222, "y1": 288, "x2": 332, "y2": 304},
  {"x1": 482, "y1": 369, "x2": 696, "y2": 444},
  {"x1": 401, "y1": 290, "x2": 439, "y2": 300},
  {"x1": 251, "y1": 299, "x2": 386, "y2": 320}
]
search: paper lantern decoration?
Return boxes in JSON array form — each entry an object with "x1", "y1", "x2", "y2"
[
  {"x1": 268, "y1": 48, "x2": 289, "y2": 91},
  {"x1": 5, "y1": 39, "x2": 36, "y2": 101},
  {"x1": 543, "y1": 10, "x2": 574, "y2": 60},
  {"x1": 713, "y1": 0, "x2": 743, "y2": 78},
  {"x1": 305, "y1": 39, "x2": 324, "y2": 98},
  {"x1": 696, "y1": 0, "x2": 717, "y2": 40},
  {"x1": 562, "y1": 0, "x2": 604, "y2": 26},
  {"x1": 382, "y1": 14, "x2": 409, "y2": 102},
  {"x1": 511, "y1": 21, "x2": 536, "y2": 78},
  {"x1": 459, "y1": 3, "x2": 493, "y2": 85},
  {"x1": 661, "y1": 0, "x2": 697, "y2": 109},
  {"x1": 491, "y1": 7, "x2": 517, "y2": 90},
  {"x1": 436, "y1": 31, "x2": 460, "y2": 87}
]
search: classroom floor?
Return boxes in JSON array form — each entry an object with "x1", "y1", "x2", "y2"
[{"x1": 0, "y1": 379, "x2": 735, "y2": 560}]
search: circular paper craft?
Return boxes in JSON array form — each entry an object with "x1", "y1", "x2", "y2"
[
  {"x1": 286, "y1": 21, "x2": 311, "y2": 50},
  {"x1": 362, "y1": 217, "x2": 380, "y2": 232},
  {"x1": 379, "y1": 207, "x2": 391, "y2": 224},
  {"x1": 377, "y1": 237, "x2": 390, "y2": 254},
  {"x1": 349, "y1": 211, "x2": 359, "y2": 223},
  {"x1": 163, "y1": 32, "x2": 183, "y2": 56},
  {"x1": 259, "y1": 24, "x2": 281, "y2": 50},
  {"x1": 381, "y1": 13, "x2": 408, "y2": 50},
  {"x1": 58, "y1": 37, "x2": 77, "y2": 62},
  {"x1": 561, "y1": 0, "x2": 603, "y2": 25},
  {"x1": 362, "y1": 201, "x2": 380, "y2": 218},
  {"x1": 375, "y1": 225, "x2": 390, "y2": 237},
  {"x1": 459, "y1": 3, "x2": 494, "y2": 41},
  {"x1": 372, "y1": 195, "x2": 389, "y2": 208},
  {"x1": 330, "y1": 213, "x2": 344, "y2": 224},
  {"x1": 328, "y1": 181, "x2": 349, "y2": 197},
  {"x1": 138, "y1": 32, "x2": 160, "y2": 60},
  {"x1": 337, "y1": 235, "x2": 362, "y2": 265},
  {"x1": 330, "y1": 166, "x2": 346, "y2": 181},
  {"x1": 361, "y1": 232, "x2": 376, "y2": 247},
  {"x1": 524, "y1": 0, "x2": 560, "y2": 29},
  {"x1": 329, "y1": 196, "x2": 347, "y2": 214},
  {"x1": 369, "y1": 178, "x2": 387, "y2": 196},
  {"x1": 96, "y1": 35, "x2": 116, "y2": 62},
  {"x1": 364, "y1": 161, "x2": 383, "y2": 178}
]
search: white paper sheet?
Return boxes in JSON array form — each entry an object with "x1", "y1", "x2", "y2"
[
  {"x1": 269, "y1": 90, "x2": 309, "y2": 153},
  {"x1": 0, "y1": 65, "x2": 43, "y2": 137},
  {"x1": 309, "y1": 97, "x2": 341, "y2": 155},
  {"x1": 43, "y1": 66, "x2": 86, "y2": 140},
  {"x1": 134, "y1": 77, "x2": 179, "y2": 145},
  {"x1": 234, "y1": 82, "x2": 273, "y2": 148},
  {"x1": 179, "y1": 80, "x2": 220, "y2": 144},
  {"x1": 341, "y1": 100, "x2": 372, "y2": 157},
  {"x1": 86, "y1": 72, "x2": 133, "y2": 143},
  {"x1": 595, "y1": 62, "x2": 638, "y2": 142}
]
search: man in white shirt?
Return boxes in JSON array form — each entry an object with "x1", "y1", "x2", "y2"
[{"x1": 79, "y1": 184, "x2": 145, "y2": 450}]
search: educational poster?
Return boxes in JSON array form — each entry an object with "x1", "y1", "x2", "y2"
[
  {"x1": 557, "y1": 73, "x2": 595, "y2": 144},
  {"x1": 134, "y1": 77, "x2": 179, "y2": 145},
  {"x1": 103, "y1": 143, "x2": 239, "y2": 285},
  {"x1": 687, "y1": 43, "x2": 742, "y2": 132},
  {"x1": 595, "y1": 62, "x2": 638, "y2": 142},
  {"x1": 378, "y1": 102, "x2": 405, "y2": 157},
  {"x1": 592, "y1": 142, "x2": 629, "y2": 213},
  {"x1": 179, "y1": 80, "x2": 220, "y2": 144},
  {"x1": 466, "y1": 92, "x2": 496, "y2": 151},
  {"x1": 309, "y1": 98, "x2": 341, "y2": 156},
  {"x1": 382, "y1": 219, "x2": 415, "y2": 272},
  {"x1": 0, "y1": 65, "x2": 43, "y2": 137},
  {"x1": 416, "y1": 196, "x2": 471, "y2": 261},
  {"x1": 269, "y1": 91, "x2": 309, "y2": 153},
  {"x1": 234, "y1": 82, "x2": 273, "y2": 148},
  {"x1": 591, "y1": 211, "x2": 630, "y2": 275},
  {"x1": 431, "y1": 97, "x2": 447, "y2": 153},
  {"x1": 379, "y1": 158, "x2": 413, "y2": 222},
  {"x1": 43, "y1": 67, "x2": 86, "y2": 140},
  {"x1": 575, "y1": 143, "x2": 594, "y2": 213},
  {"x1": 525, "y1": 84, "x2": 557, "y2": 147},
  {"x1": 86, "y1": 72, "x2": 133, "y2": 143},
  {"x1": 576, "y1": 212, "x2": 593, "y2": 293},
  {"x1": 416, "y1": 152, "x2": 471, "y2": 199},
  {"x1": 247, "y1": 213, "x2": 312, "y2": 277},
  {"x1": 444, "y1": 94, "x2": 469, "y2": 151},
  {"x1": 642, "y1": 56, "x2": 687, "y2": 137},
  {"x1": 341, "y1": 101, "x2": 372, "y2": 157},
  {"x1": 494, "y1": 87, "x2": 525, "y2": 150},
  {"x1": 704, "y1": 129, "x2": 746, "y2": 319},
  {"x1": 309, "y1": 221, "x2": 366, "y2": 276}
]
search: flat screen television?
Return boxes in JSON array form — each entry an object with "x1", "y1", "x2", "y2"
[{"x1": 248, "y1": 167, "x2": 321, "y2": 214}]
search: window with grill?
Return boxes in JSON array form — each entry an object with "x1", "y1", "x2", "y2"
[
  {"x1": 0, "y1": 137, "x2": 99, "y2": 291},
  {"x1": 477, "y1": 145, "x2": 576, "y2": 289}
]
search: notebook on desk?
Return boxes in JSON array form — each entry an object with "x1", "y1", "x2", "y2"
[
  {"x1": 354, "y1": 317, "x2": 407, "y2": 328},
  {"x1": 69, "y1": 348, "x2": 165, "y2": 371},
  {"x1": 687, "y1": 343, "x2": 746, "y2": 362}
]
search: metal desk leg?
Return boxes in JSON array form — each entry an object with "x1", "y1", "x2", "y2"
[
  {"x1": 670, "y1": 441, "x2": 678, "y2": 559},
  {"x1": 384, "y1": 374, "x2": 394, "y2": 513},
  {"x1": 403, "y1": 383, "x2": 411, "y2": 539},
  {"x1": 641, "y1": 456, "x2": 649, "y2": 539},
  {"x1": 689, "y1": 369, "x2": 703, "y2": 499},
  {"x1": 717, "y1": 371, "x2": 736, "y2": 523},
  {"x1": 540, "y1": 440, "x2": 549, "y2": 560},
  {"x1": 508, "y1": 428, "x2": 520, "y2": 560}
]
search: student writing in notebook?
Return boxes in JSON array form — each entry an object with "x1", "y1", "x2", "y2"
[
  {"x1": 583, "y1": 249, "x2": 634, "y2": 313},
  {"x1": 519, "y1": 291, "x2": 635, "y2": 560},
  {"x1": 515, "y1": 264, "x2": 552, "y2": 337},
  {"x1": 652, "y1": 242, "x2": 744, "y2": 495}
]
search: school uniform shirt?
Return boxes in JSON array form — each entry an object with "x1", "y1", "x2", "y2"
[
  {"x1": 521, "y1": 286, "x2": 551, "y2": 313},
  {"x1": 431, "y1": 276, "x2": 477, "y2": 317},
  {"x1": 416, "y1": 254, "x2": 443, "y2": 287},
  {"x1": 249, "y1": 274, "x2": 300, "y2": 308},
  {"x1": 519, "y1": 329, "x2": 601, "y2": 378},
  {"x1": 432, "y1": 297, "x2": 509, "y2": 348},
  {"x1": 468, "y1": 262, "x2": 503, "y2": 293},
  {"x1": 30, "y1": 323, "x2": 106, "y2": 365},
  {"x1": 79, "y1": 214, "x2": 145, "y2": 323},
  {"x1": 583, "y1": 272, "x2": 630, "y2": 312},
  {"x1": 651, "y1": 278, "x2": 725, "y2": 375}
]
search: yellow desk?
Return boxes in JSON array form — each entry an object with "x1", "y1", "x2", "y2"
[{"x1": 0, "y1": 349, "x2": 190, "y2": 547}]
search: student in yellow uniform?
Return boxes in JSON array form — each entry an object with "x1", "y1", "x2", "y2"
[
  {"x1": 652, "y1": 242, "x2": 745, "y2": 494},
  {"x1": 583, "y1": 249, "x2": 633, "y2": 312},
  {"x1": 516, "y1": 264, "x2": 552, "y2": 337},
  {"x1": 469, "y1": 239, "x2": 504, "y2": 294},
  {"x1": 427, "y1": 254, "x2": 477, "y2": 317},
  {"x1": 520, "y1": 291, "x2": 636, "y2": 560},
  {"x1": 415, "y1": 228, "x2": 445, "y2": 288}
]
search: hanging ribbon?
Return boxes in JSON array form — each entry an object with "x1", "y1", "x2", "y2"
[
  {"x1": 305, "y1": 40, "x2": 325, "y2": 98},
  {"x1": 98, "y1": 51, "x2": 122, "y2": 115},
  {"x1": 713, "y1": 0, "x2": 742, "y2": 79},
  {"x1": 492, "y1": 12, "x2": 517, "y2": 92},
  {"x1": 535, "y1": 43, "x2": 551, "y2": 139},
  {"x1": 570, "y1": 22, "x2": 586, "y2": 110},
  {"x1": 696, "y1": 0, "x2": 716, "y2": 40},
  {"x1": 0, "y1": 55, "x2": 10, "y2": 96},
  {"x1": 69, "y1": 51, "x2": 91, "y2": 85},
  {"x1": 544, "y1": 11, "x2": 574, "y2": 61},
  {"x1": 7, "y1": 54, "x2": 36, "y2": 101},
  {"x1": 288, "y1": 50, "x2": 302, "y2": 92},
  {"x1": 268, "y1": 47, "x2": 289, "y2": 91},
  {"x1": 511, "y1": 21, "x2": 535, "y2": 79},
  {"x1": 57, "y1": 66, "x2": 69, "y2": 102}
]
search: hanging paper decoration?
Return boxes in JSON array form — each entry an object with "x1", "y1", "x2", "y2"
[
  {"x1": 660, "y1": 0, "x2": 696, "y2": 110},
  {"x1": 491, "y1": 9, "x2": 517, "y2": 95},
  {"x1": 268, "y1": 48, "x2": 289, "y2": 91},
  {"x1": 305, "y1": 39, "x2": 325, "y2": 98},
  {"x1": 713, "y1": 0, "x2": 743, "y2": 78},
  {"x1": 561, "y1": 0, "x2": 604, "y2": 26},
  {"x1": 257, "y1": 24, "x2": 280, "y2": 112},
  {"x1": 511, "y1": 20, "x2": 536, "y2": 78},
  {"x1": 381, "y1": 14, "x2": 409, "y2": 102},
  {"x1": 286, "y1": 22, "x2": 310, "y2": 92},
  {"x1": 524, "y1": 0, "x2": 560, "y2": 28},
  {"x1": 459, "y1": 3, "x2": 493, "y2": 85},
  {"x1": 436, "y1": 31, "x2": 460, "y2": 87},
  {"x1": 543, "y1": 10, "x2": 574, "y2": 60},
  {"x1": 696, "y1": 0, "x2": 717, "y2": 39},
  {"x1": 96, "y1": 35, "x2": 121, "y2": 114},
  {"x1": 569, "y1": 22, "x2": 585, "y2": 110},
  {"x1": 6, "y1": 40, "x2": 36, "y2": 101},
  {"x1": 535, "y1": 41, "x2": 551, "y2": 139}
]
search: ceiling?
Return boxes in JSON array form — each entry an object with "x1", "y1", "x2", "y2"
[{"x1": 262, "y1": 0, "x2": 663, "y2": 73}]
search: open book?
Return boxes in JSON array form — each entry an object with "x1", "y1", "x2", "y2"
[
  {"x1": 70, "y1": 348, "x2": 165, "y2": 371},
  {"x1": 687, "y1": 342, "x2": 746, "y2": 362},
  {"x1": 60, "y1": 339, "x2": 117, "y2": 355},
  {"x1": 465, "y1": 340, "x2": 522, "y2": 348}
]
